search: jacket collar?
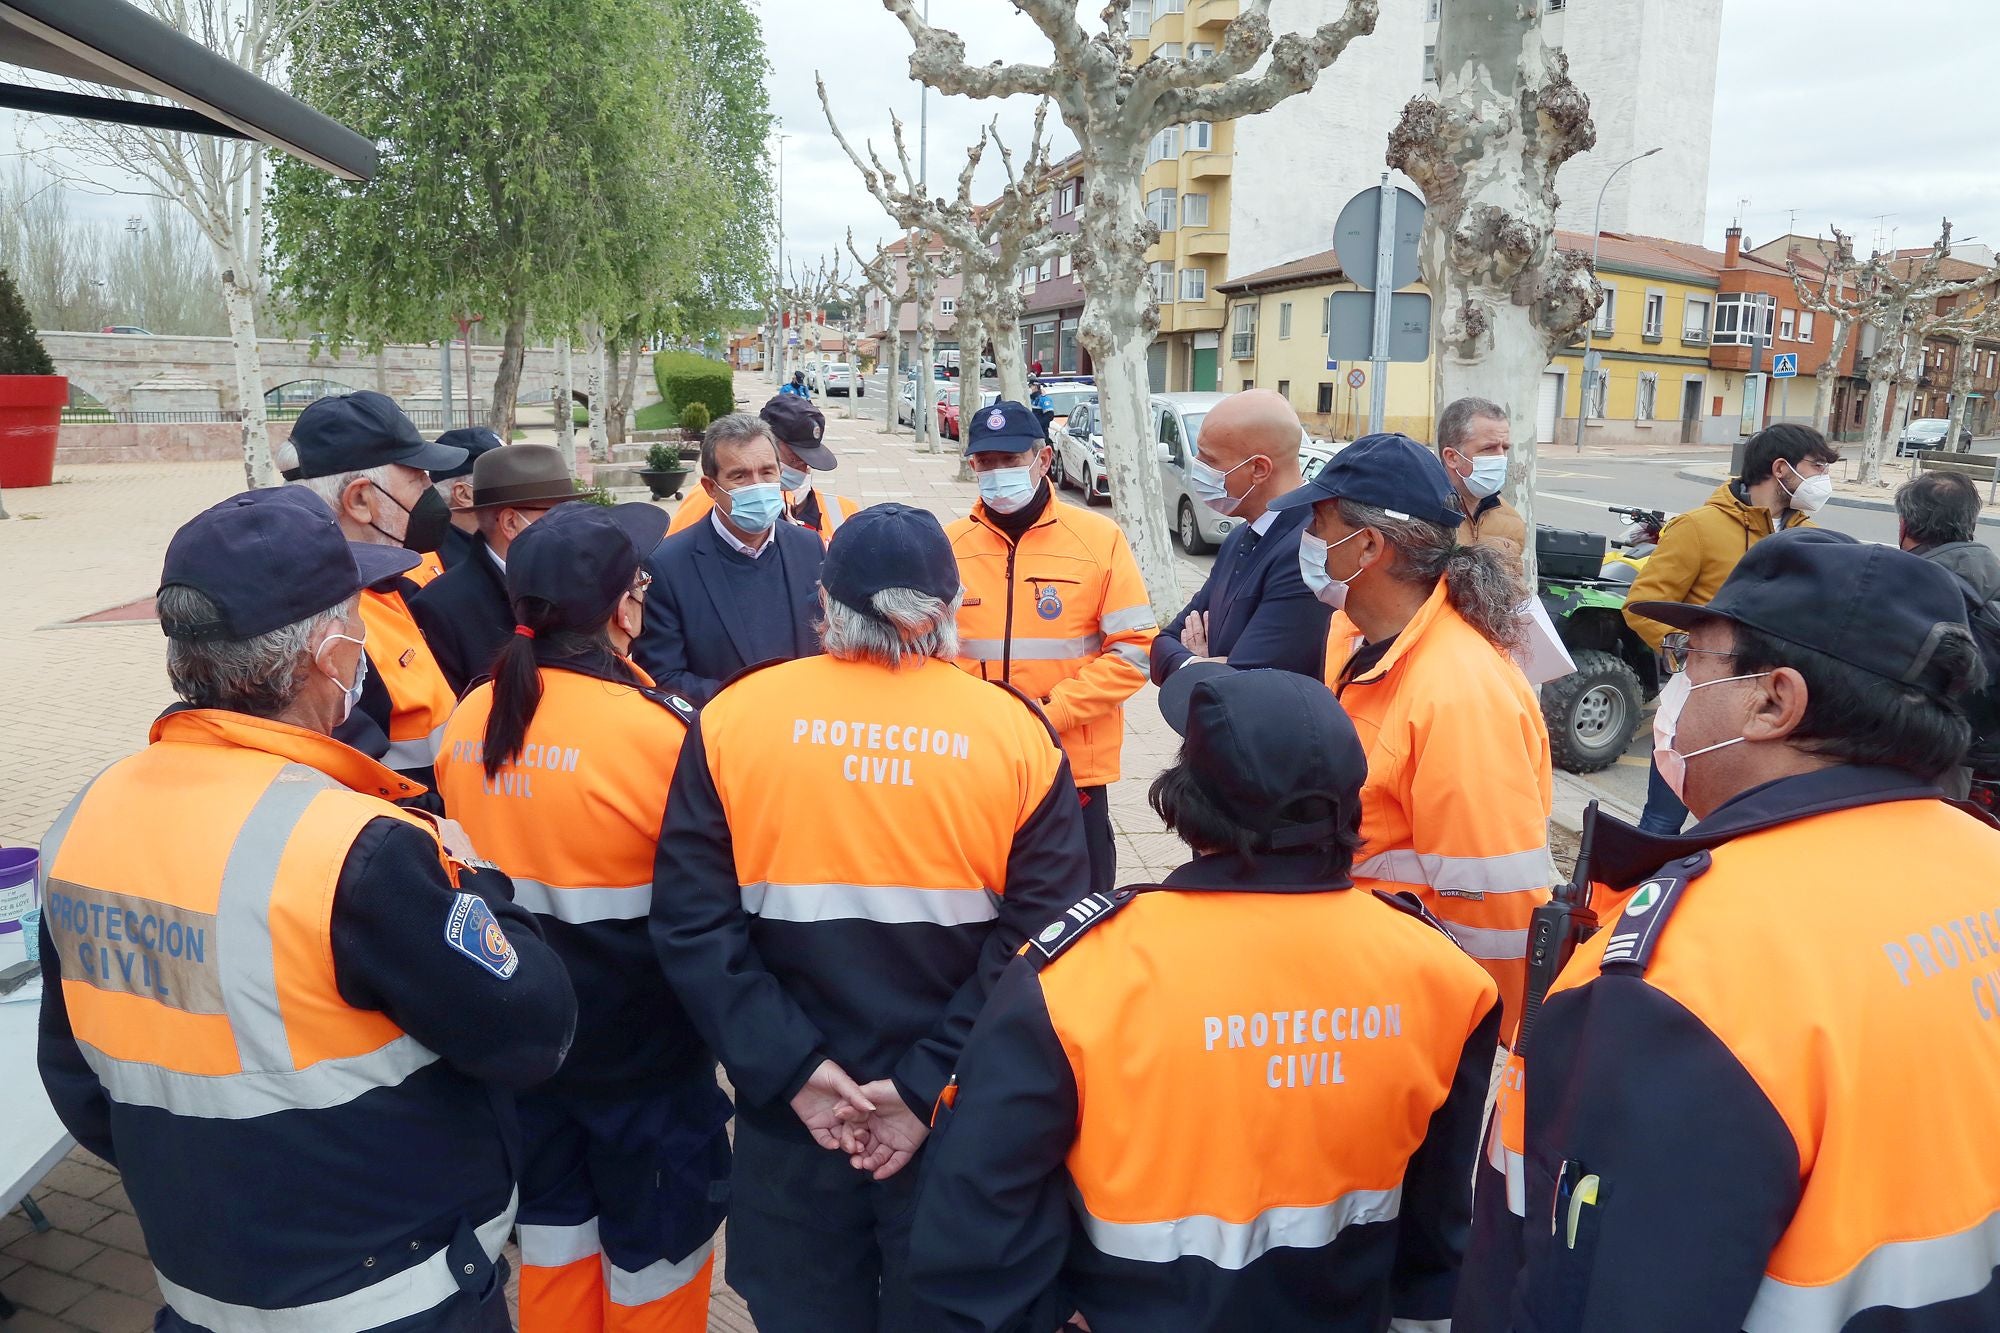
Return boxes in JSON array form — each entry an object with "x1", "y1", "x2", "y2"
[
  {"x1": 1153, "y1": 849, "x2": 1355, "y2": 895},
  {"x1": 969, "y1": 492, "x2": 1060, "y2": 542},
  {"x1": 1339, "y1": 578, "x2": 1452, "y2": 688},
  {"x1": 1586, "y1": 764, "x2": 1958, "y2": 890},
  {"x1": 151, "y1": 706, "x2": 423, "y2": 802}
]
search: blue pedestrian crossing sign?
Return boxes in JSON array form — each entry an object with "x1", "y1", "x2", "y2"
[{"x1": 1771, "y1": 353, "x2": 1798, "y2": 378}]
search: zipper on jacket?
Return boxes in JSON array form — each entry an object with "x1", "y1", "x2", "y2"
[{"x1": 1001, "y1": 541, "x2": 1018, "y2": 682}]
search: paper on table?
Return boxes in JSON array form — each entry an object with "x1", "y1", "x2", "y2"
[{"x1": 1514, "y1": 596, "x2": 1577, "y2": 686}]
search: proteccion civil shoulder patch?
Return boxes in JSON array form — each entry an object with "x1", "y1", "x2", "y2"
[
  {"x1": 1599, "y1": 850, "x2": 1711, "y2": 974},
  {"x1": 1026, "y1": 888, "x2": 1133, "y2": 968},
  {"x1": 445, "y1": 892, "x2": 519, "y2": 980}
]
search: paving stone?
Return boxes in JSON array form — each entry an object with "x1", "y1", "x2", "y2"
[
  {"x1": 78, "y1": 1213, "x2": 147, "y2": 1258},
  {"x1": 58, "y1": 1286, "x2": 157, "y2": 1333},
  {"x1": 4, "y1": 1260, "x2": 92, "y2": 1315},
  {"x1": 2, "y1": 1226, "x2": 104, "y2": 1274},
  {"x1": 0, "y1": 1306, "x2": 78, "y2": 1332},
  {"x1": 39, "y1": 1160, "x2": 120, "y2": 1202},
  {"x1": 16, "y1": 1194, "x2": 111, "y2": 1240},
  {"x1": 72, "y1": 1246, "x2": 158, "y2": 1301}
]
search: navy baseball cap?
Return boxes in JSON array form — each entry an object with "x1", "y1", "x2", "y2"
[
  {"x1": 158, "y1": 488, "x2": 417, "y2": 641},
  {"x1": 429, "y1": 427, "x2": 505, "y2": 482},
  {"x1": 1160, "y1": 663, "x2": 1367, "y2": 849},
  {"x1": 761, "y1": 395, "x2": 836, "y2": 469},
  {"x1": 820, "y1": 503, "x2": 960, "y2": 611},
  {"x1": 282, "y1": 391, "x2": 467, "y2": 480},
  {"x1": 965, "y1": 399, "x2": 1046, "y2": 455},
  {"x1": 507, "y1": 502, "x2": 671, "y2": 632},
  {"x1": 1266, "y1": 432, "x2": 1465, "y2": 528},
  {"x1": 1631, "y1": 528, "x2": 1973, "y2": 691}
]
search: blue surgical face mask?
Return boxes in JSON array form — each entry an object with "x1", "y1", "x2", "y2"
[
  {"x1": 1451, "y1": 449, "x2": 1510, "y2": 500},
  {"x1": 978, "y1": 464, "x2": 1038, "y2": 514},
  {"x1": 315, "y1": 633, "x2": 369, "y2": 725},
  {"x1": 780, "y1": 463, "x2": 811, "y2": 492},
  {"x1": 1186, "y1": 454, "x2": 1258, "y2": 515},
  {"x1": 1297, "y1": 529, "x2": 1365, "y2": 610},
  {"x1": 724, "y1": 481, "x2": 785, "y2": 533}
]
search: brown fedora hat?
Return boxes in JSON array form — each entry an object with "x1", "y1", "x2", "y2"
[{"x1": 471, "y1": 444, "x2": 579, "y2": 508}]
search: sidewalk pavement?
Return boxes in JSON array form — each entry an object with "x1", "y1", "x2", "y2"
[{"x1": 1677, "y1": 446, "x2": 2000, "y2": 528}]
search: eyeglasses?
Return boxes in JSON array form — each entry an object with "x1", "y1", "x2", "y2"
[
  {"x1": 630, "y1": 571, "x2": 654, "y2": 598},
  {"x1": 1660, "y1": 631, "x2": 1737, "y2": 674}
]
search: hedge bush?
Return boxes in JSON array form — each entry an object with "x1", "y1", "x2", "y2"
[
  {"x1": 653, "y1": 350, "x2": 732, "y2": 423},
  {"x1": 679, "y1": 400, "x2": 712, "y2": 433}
]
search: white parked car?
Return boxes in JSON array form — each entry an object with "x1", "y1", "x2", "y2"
[
  {"x1": 821, "y1": 363, "x2": 863, "y2": 397},
  {"x1": 801, "y1": 359, "x2": 825, "y2": 391}
]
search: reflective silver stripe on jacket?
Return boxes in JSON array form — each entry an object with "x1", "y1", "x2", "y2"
[
  {"x1": 1355, "y1": 846, "x2": 1554, "y2": 896},
  {"x1": 1076, "y1": 1184, "x2": 1402, "y2": 1271},
  {"x1": 960, "y1": 634, "x2": 1104, "y2": 663},
  {"x1": 1743, "y1": 1206, "x2": 2000, "y2": 1332},
  {"x1": 1484, "y1": 1117, "x2": 1527, "y2": 1218},
  {"x1": 75, "y1": 764, "x2": 441, "y2": 1118},
  {"x1": 1110, "y1": 643, "x2": 1150, "y2": 670},
  {"x1": 508, "y1": 877, "x2": 652, "y2": 923},
  {"x1": 382, "y1": 722, "x2": 448, "y2": 771},
  {"x1": 606, "y1": 1237, "x2": 715, "y2": 1306},
  {"x1": 1101, "y1": 606, "x2": 1158, "y2": 634},
  {"x1": 154, "y1": 1191, "x2": 517, "y2": 1333},
  {"x1": 1440, "y1": 922, "x2": 1531, "y2": 961},
  {"x1": 517, "y1": 1218, "x2": 600, "y2": 1267},
  {"x1": 741, "y1": 880, "x2": 1000, "y2": 927}
]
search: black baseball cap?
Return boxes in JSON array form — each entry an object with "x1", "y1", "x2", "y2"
[
  {"x1": 965, "y1": 399, "x2": 1046, "y2": 455},
  {"x1": 761, "y1": 395, "x2": 836, "y2": 469},
  {"x1": 1631, "y1": 528, "x2": 1973, "y2": 692},
  {"x1": 1266, "y1": 432, "x2": 1465, "y2": 528},
  {"x1": 158, "y1": 488, "x2": 417, "y2": 641},
  {"x1": 1160, "y1": 663, "x2": 1367, "y2": 849},
  {"x1": 282, "y1": 391, "x2": 468, "y2": 480},
  {"x1": 820, "y1": 503, "x2": 960, "y2": 611},
  {"x1": 507, "y1": 502, "x2": 671, "y2": 632},
  {"x1": 429, "y1": 427, "x2": 505, "y2": 482}
]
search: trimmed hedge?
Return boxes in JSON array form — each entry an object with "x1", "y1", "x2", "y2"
[
  {"x1": 653, "y1": 350, "x2": 732, "y2": 423},
  {"x1": 679, "y1": 400, "x2": 712, "y2": 433}
]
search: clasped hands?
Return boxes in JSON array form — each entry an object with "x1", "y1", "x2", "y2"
[{"x1": 789, "y1": 1059, "x2": 929, "y2": 1181}]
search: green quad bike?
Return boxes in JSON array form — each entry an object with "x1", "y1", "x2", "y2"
[{"x1": 1535, "y1": 505, "x2": 1668, "y2": 774}]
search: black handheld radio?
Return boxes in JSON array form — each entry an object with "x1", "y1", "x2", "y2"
[{"x1": 1514, "y1": 801, "x2": 1601, "y2": 1057}]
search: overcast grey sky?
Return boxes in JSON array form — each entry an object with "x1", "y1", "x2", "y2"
[{"x1": 6, "y1": 0, "x2": 1994, "y2": 271}]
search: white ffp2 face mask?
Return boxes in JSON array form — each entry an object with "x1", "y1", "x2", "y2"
[
  {"x1": 1651, "y1": 668, "x2": 1771, "y2": 801},
  {"x1": 1779, "y1": 462, "x2": 1832, "y2": 517},
  {"x1": 1298, "y1": 528, "x2": 1364, "y2": 610},
  {"x1": 316, "y1": 633, "x2": 369, "y2": 725}
]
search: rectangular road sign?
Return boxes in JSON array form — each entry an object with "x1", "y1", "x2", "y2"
[
  {"x1": 1771, "y1": 352, "x2": 1798, "y2": 378},
  {"x1": 1328, "y1": 290, "x2": 1431, "y2": 363}
]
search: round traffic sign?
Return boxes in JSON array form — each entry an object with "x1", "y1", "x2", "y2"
[{"x1": 1347, "y1": 368, "x2": 1366, "y2": 389}]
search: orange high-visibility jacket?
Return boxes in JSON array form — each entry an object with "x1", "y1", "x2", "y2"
[
  {"x1": 1324, "y1": 582, "x2": 1553, "y2": 1040},
  {"x1": 908, "y1": 858, "x2": 1501, "y2": 1333},
  {"x1": 35, "y1": 709, "x2": 541, "y2": 1330},
  {"x1": 946, "y1": 501, "x2": 1156, "y2": 788},
  {"x1": 665, "y1": 484, "x2": 857, "y2": 541},
  {"x1": 650, "y1": 653, "x2": 1087, "y2": 1136},
  {"x1": 359, "y1": 582, "x2": 456, "y2": 776},
  {"x1": 1490, "y1": 770, "x2": 2000, "y2": 1332}
]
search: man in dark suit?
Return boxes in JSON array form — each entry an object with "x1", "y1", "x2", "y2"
[
  {"x1": 1150, "y1": 389, "x2": 1333, "y2": 683},
  {"x1": 410, "y1": 443, "x2": 578, "y2": 692},
  {"x1": 635, "y1": 412, "x2": 824, "y2": 703}
]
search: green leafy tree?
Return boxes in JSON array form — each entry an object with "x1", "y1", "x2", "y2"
[{"x1": 0, "y1": 267, "x2": 55, "y2": 375}]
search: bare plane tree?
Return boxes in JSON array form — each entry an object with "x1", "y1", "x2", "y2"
[
  {"x1": 883, "y1": 0, "x2": 1380, "y2": 618},
  {"x1": 1387, "y1": 0, "x2": 1597, "y2": 585},
  {"x1": 848, "y1": 231, "x2": 915, "y2": 437},
  {"x1": 1938, "y1": 290, "x2": 2000, "y2": 451},
  {"x1": 1787, "y1": 228, "x2": 1886, "y2": 437}
]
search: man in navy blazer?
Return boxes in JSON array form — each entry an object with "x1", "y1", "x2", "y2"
[
  {"x1": 1150, "y1": 390, "x2": 1333, "y2": 683},
  {"x1": 635, "y1": 412, "x2": 825, "y2": 703}
]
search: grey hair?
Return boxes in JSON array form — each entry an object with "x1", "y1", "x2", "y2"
[
  {"x1": 161, "y1": 587, "x2": 357, "y2": 718},
  {"x1": 818, "y1": 587, "x2": 963, "y2": 668},
  {"x1": 288, "y1": 463, "x2": 396, "y2": 516},
  {"x1": 700, "y1": 412, "x2": 777, "y2": 480},
  {"x1": 1337, "y1": 498, "x2": 1525, "y2": 654},
  {"x1": 1436, "y1": 396, "x2": 1509, "y2": 455}
]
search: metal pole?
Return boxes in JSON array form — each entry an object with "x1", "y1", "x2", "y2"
[
  {"x1": 1575, "y1": 147, "x2": 1662, "y2": 451},
  {"x1": 776, "y1": 135, "x2": 786, "y2": 387},
  {"x1": 1368, "y1": 173, "x2": 1392, "y2": 434},
  {"x1": 919, "y1": 0, "x2": 929, "y2": 194},
  {"x1": 440, "y1": 339, "x2": 454, "y2": 430}
]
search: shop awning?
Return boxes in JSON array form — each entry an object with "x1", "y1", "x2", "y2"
[{"x1": 0, "y1": 0, "x2": 376, "y2": 180}]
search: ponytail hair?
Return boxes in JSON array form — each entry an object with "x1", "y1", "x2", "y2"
[
  {"x1": 1337, "y1": 498, "x2": 1526, "y2": 654},
  {"x1": 481, "y1": 597, "x2": 614, "y2": 778}
]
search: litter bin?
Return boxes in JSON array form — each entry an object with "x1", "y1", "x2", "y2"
[{"x1": 0, "y1": 847, "x2": 37, "y2": 977}]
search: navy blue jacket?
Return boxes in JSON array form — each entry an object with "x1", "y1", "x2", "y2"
[
  {"x1": 1150, "y1": 504, "x2": 1331, "y2": 683},
  {"x1": 410, "y1": 538, "x2": 514, "y2": 696},
  {"x1": 633, "y1": 515, "x2": 824, "y2": 704}
]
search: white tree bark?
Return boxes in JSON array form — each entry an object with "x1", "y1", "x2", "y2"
[
  {"x1": 583, "y1": 318, "x2": 609, "y2": 463},
  {"x1": 1787, "y1": 229, "x2": 1880, "y2": 437},
  {"x1": 557, "y1": 334, "x2": 576, "y2": 457},
  {"x1": 1387, "y1": 0, "x2": 1598, "y2": 589},
  {"x1": 883, "y1": 0, "x2": 1381, "y2": 620}
]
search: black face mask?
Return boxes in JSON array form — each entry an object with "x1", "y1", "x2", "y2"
[{"x1": 370, "y1": 480, "x2": 452, "y2": 554}]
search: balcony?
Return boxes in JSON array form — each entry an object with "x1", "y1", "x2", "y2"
[
  {"x1": 1182, "y1": 229, "x2": 1229, "y2": 256},
  {"x1": 1190, "y1": 0, "x2": 1239, "y2": 26},
  {"x1": 1230, "y1": 332, "x2": 1255, "y2": 360},
  {"x1": 1680, "y1": 330, "x2": 1709, "y2": 347},
  {"x1": 1188, "y1": 152, "x2": 1233, "y2": 180}
]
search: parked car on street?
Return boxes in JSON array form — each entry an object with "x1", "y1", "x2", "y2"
[
  {"x1": 821, "y1": 363, "x2": 863, "y2": 397},
  {"x1": 1897, "y1": 417, "x2": 1974, "y2": 455},
  {"x1": 1036, "y1": 382, "x2": 1096, "y2": 440},
  {"x1": 100, "y1": 325, "x2": 151, "y2": 335},
  {"x1": 938, "y1": 383, "x2": 1003, "y2": 440},
  {"x1": 801, "y1": 358, "x2": 826, "y2": 391}
]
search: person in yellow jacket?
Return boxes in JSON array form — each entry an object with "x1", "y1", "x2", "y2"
[
  {"x1": 1270, "y1": 432, "x2": 1552, "y2": 1042},
  {"x1": 437, "y1": 502, "x2": 728, "y2": 1333},
  {"x1": 949, "y1": 398, "x2": 1157, "y2": 893},
  {"x1": 1622, "y1": 422, "x2": 1838, "y2": 834},
  {"x1": 665, "y1": 396, "x2": 859, "y2": 541}
]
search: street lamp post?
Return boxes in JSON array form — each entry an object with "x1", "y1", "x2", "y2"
[{"x1": 1575, "y1": 146, "x2": 1661, "y2": 452}]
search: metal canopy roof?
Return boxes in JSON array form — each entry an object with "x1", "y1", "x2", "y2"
[{"x1": 0, "y1": 0, "x2": 376, "y2": 180}]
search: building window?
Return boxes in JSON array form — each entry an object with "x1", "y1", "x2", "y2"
[
  {"x1": 1636, "y1": 372, "x2": 1658, "y2": 420},
  {"x1": 1713, "y1": 294, "x2": 1772, "y2": 346},
  {"x1": 1155, "y1": 42, "x2": 1182, "y2": 60},
  {"x1": 1683, "y1": 297, "x2": 1711, "y2": 342},
  {"x1": 1277, "y1": 379, "x2": 1291, "y2": 402},
  {"x1": 1188, "y1": 42, "x2": 1214, "y2": 59},
  {"x1": 1230, "y1": 302, "x2": 1256, "y2": 360},
  {"x1": 1242, "y1": 380, "x2": 1255, "y2": 392},
  {"x1": 1317, "y1": 382, "x2": 1335, "y2": 414},
  {"x1": 1146, "y1": 125, "x2": 1182, "y2": 165},
  {"x1": 1159, "y1": 0, "x2": 1183, "y2": 13},
  {"x1": 1039, "y1": 258, "x2": 1054, "y2": 282},
  {"x1": 1058, "y1": 179, "x2": 1081, "y2": 213},
  {"x1": 1797, "y1": 310, "x2": 1814, "y2": 340},
  {"x1": 938, "y1": 297, "x2": 955, "y2": 316},
  {"x1": 1426, "y1": 0, "x2": 1442, "y2": 19},
  {"x1": 1059, "y1": 317, "x2": 1079, "y2": 373},
  {"x1": 1020, "y1": 265, "x2": 1037, "y2": 290},
  {"x1": 1146, "y1": 188, "x2": 1177, "y2": 232},
  {"x1": 1181, "y1": 192, "x2": 1209, "y2": 227},
  {"x1": 1185, "y1": 121, "x2": 1212, "y2": 152},
  {"x1": 1179, "y1": 267, "x2": 1208, "y2": 302},
  {"x1": 1057, "y1": 254, "x2": 1072, "y2": 277},
  {"x1": 1643, "y1": 291, "x2": 1665, "y2": 339},
  {"x1": 1592, "y1": 288, "x2": 1616, "y2": 336},
  {"x1": 1587, "y1": 368, "x2": 1609, "y2": 417},
  {"x1": 1422, "y1": 44, "x2": 1437, "y2": 83},
  {"x1": 1322, "y1": 295, "x2": 1332, "y2": 336},
  {"x1": 1779, "y1": 309, "x2": 1796, "y2": 341},
  {"x1": 1546, "y1": 0, "x2": 1565, "y2": 10},
  {"x1": 1150, "y1": 261, "x2": 1175, "y2": 304},
  {"x1": 1129, "y1": 0, "x2": 1153, "y2": 31}
]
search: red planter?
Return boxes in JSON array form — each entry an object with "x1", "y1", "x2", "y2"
[{"x1": 0, "y1": 375, "x2": 66, "y2": 488}]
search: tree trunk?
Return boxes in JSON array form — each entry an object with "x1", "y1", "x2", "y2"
[
  {"x1": 991, "y1": 310, "x2": 1028, "y2": 403},
  {"x1": 915, "y1": 270, "x2": 938, "y2": 452},
  {"x1": 583, "y1": 318, "x2": 609, "y2": 464},
  {"x1": 620, "y1": 340, "x2": 643, "y2": 440},
  {"x1": 953, "y1": 309, "x2": 990, "y2": 482},
  {"x1": 490, "y1": 309, "x2": 527, "y2": 439},
  {"x1": 1858, "y1": 355, "x2": 1898, "y2": 485},
  {"x1": 218, "y1": 268, "x2": 274, "y2": 488},
  {"x1": 1946, "y1": 335, "x2": 1977, "y2": 450},
  {"x1": 1815, "y1": 313, "x2": 1852, "y2": 435},
  {"x1": 557, "y1": 334, "x2": 576, "y2": 459},
  {"x1": 605, "y1": 339, "x2": 626, "y2": 449},
  {"x1": 1076, "y1": 163, "x2": 1179, "y2": 624},
  {"x1": 880, "y1": 330, "x2": 901, "y2": 435}
]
